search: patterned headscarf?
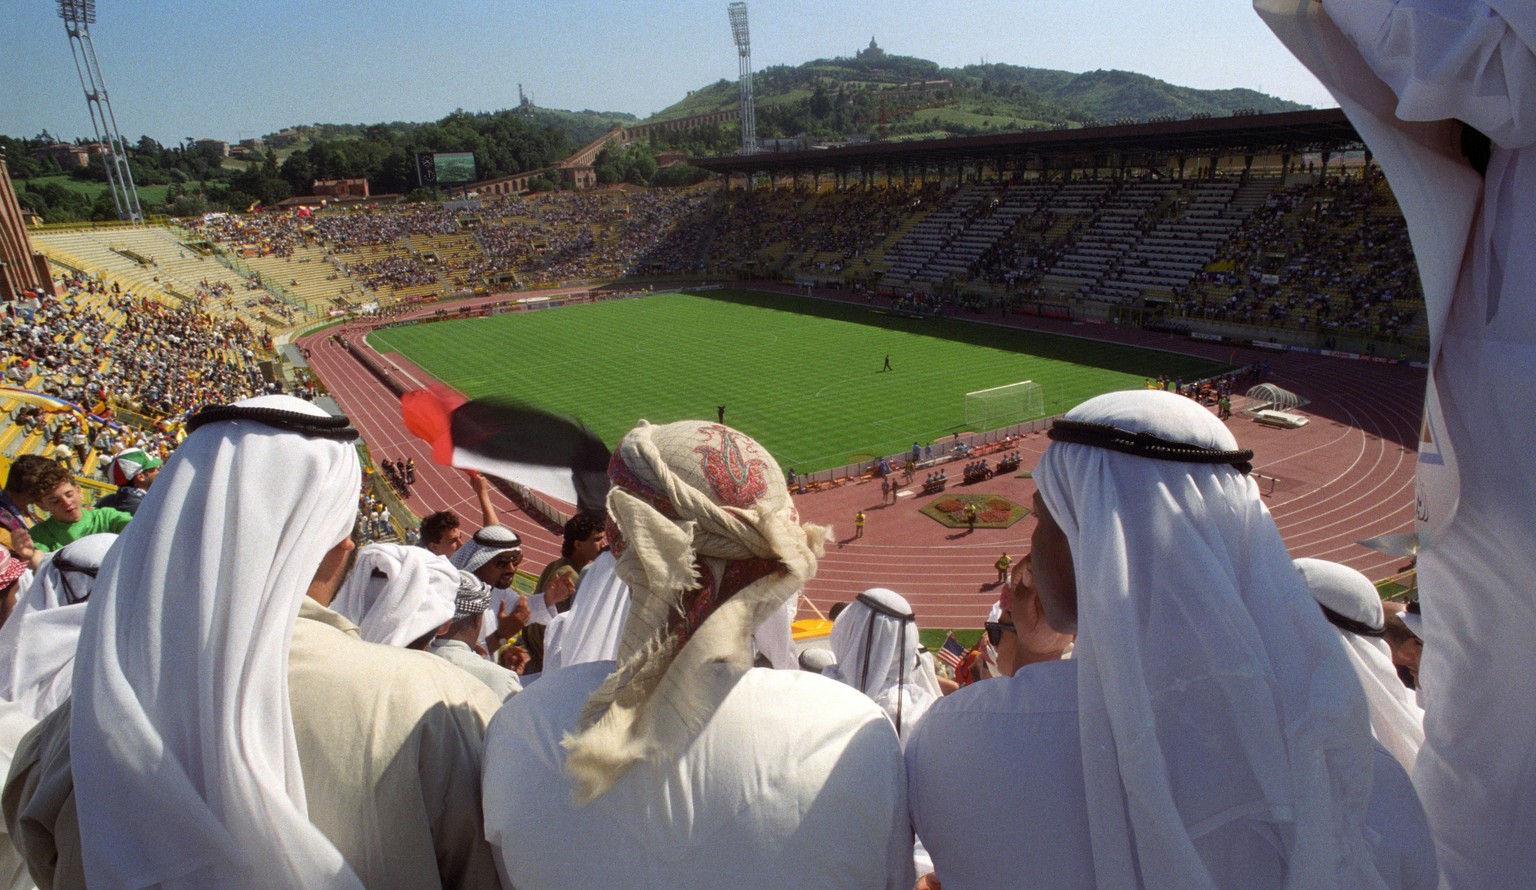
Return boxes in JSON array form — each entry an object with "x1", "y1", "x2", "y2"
[
  {"x1": 453, "y1": 570, "x2": 492, "y2": 619},
  {"x1": 450, "y1": 525, "x2": 521, "y2": 574},
  {"x1": 562, "y1": 420, "x2": 829, "y2": 802}
]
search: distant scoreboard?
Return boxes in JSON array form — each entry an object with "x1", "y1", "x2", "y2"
[{"x1": 416, "y1": 151, "x2": 478, "y2": 186}]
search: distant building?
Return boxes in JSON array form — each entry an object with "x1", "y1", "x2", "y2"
[
  {"x1": 32, "y1": 143, "x2": 97, "y2": 169},
  {"x1": 239, "y1": 137, "x2": 265, "y2": 151},
  {"x1": 267, "y1": 129, "x2": 302, "y2": 148},
  {"x1": 313, "y1": 178, "x2": 370, "y2": 200},
  {"x1": 560, "y1": 165, "x2": 596, "y2": 190},
  {"x1": 857, "y1": 36, "x2": 886, "y2": 61},
  {"x1": 193, "y1": 139, "x2": 230, "y2": 157}
]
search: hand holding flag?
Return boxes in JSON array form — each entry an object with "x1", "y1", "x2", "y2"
[{"x1": 401, "y1": 387, "x2": 612, "y2": 514}]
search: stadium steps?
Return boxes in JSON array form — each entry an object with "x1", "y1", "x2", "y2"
[
  {"x1": 8, "y1": 427, "x2": 48, "y2": 460},
  {"x1": 0, "y1": 424, "x2": 25, "y2": 459}
]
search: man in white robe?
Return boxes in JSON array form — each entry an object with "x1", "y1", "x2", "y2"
[
  {"x1": 329, "y1": 542, "x2": 458, "y2": 649},
  {"x1": 910, "y1": 390, "x2": 1404, "y2": 889},
  {"x1": 1295, "y1": 557, "x2": 1424, "y2": 774},
  {"x1": 823, "y1": 587, "x2": 937, "y2": 741},
  {"x1": 429, "y1": 571, "x2": 523, "y2": 701},
  {"x1": 539, "y1": 549, "x2": 629, "y2": 673},
  {"x1": 1257, "y1": 2, "x2": 1536, "y2": 884},
  {"x1": 482, "y1": 419, "x2": 913, "y2": 889},
  {"x1": 0, "y1": 534, "x2": 115, "y2": 720},
  {"x1": 1, "y1": 396, "x2": 503, "y2": 889}
]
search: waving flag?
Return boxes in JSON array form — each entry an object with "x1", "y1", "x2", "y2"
[
  {"x1": 935, "y1": 632, "x2": 967, "y2": 670},
  {"x1": 401, "y1": 387, "x2": 611, "y2": 514}
]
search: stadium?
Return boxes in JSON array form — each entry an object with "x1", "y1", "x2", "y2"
[
  {"x1": 2, "y1": 103, "x2": 1425, "y2": 630},
  {"x1": 16, "y1": 1, "x2": 1533, "y2": 884}
]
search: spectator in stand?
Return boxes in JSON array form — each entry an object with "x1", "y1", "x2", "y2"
[
  {"x1": 15, "y1": 460, "x2": 131, "y2": 553},
  {"x1": 524, "y1": 513, "x2": 606, "y2": 675},
  {"x1": 0, "y1": 533, "x2": 115, "y2": 720},
  {"x1": 328, "y1": 542, "x2": 459, "y2": 650},
  {"x1": 481, "y1": 419, "x2": 912, "y2": 889},
  {"x1": 2, "y1": 455, "x2": 53, "y2": 553},
  {"x1": 1295, "y1": 558, "x2": 1424, "y2": 774},
  {"x1": 95, "y1": 448, "x2": 163, "y2": 516},
  {"x1": 418, "y1": 510, "x2": 464, "y2": 557},
  {"x1": 2, "y1": 396, "x2": 503, "y2": 888},
  {"x1": 429, "y1": 571, "x2": 523, "y2": 702},
  {"x1": 450, "y1": 524, "x2": 531, "y2": 659},
  {"x1": 822, "y1": 587, "x2": 939, "y2": 742},
  {"x1": 910, "y1": 390, "x2": 1401, "y2": 887}
]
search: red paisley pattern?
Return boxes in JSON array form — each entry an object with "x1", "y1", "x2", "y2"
[{"x1": 693, "y1": 425, "x2": 769, "y2": 508}]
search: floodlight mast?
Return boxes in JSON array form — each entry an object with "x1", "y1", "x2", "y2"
[
  {"x1": 727, "y1": 2, "x2": 757, "y2": 156},
  {"x1": 57, "y1": 0, "x2": 144, "y2": 223}
]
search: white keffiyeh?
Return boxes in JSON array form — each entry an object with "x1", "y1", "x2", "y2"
[
  {"x1": 1034, "y1": 390, "x2": 1384, "y2": 890},
  {"x1": 543, "y1": 550, "x2": 630, "y2": 672},
  {"x1": 329, "y1": 543, "x2": 458, "y2": 647},
  {"x1": 70, "y1": 395, "x2": 365, "y2": 889},
  {"x1": 0, "y1": 533, "x2": 116, "y2": 719},
  {"x1": 1295, "y1": 558, "x2": 1424, "y2": 775},
  {"x1": 824, "y1": 587, "x2": 936, "y2": 740}
]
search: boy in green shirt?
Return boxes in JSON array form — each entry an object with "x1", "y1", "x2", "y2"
[{"x1": 21, "y1": 459, "x2": 131, "y2": 552}]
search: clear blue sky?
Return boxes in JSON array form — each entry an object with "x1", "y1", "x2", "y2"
[{"x1": 2, "y1": 0, "x2": 1333, "y2": 145}]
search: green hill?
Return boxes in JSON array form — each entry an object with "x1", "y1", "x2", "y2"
[{"x1": 647, "y1": 46, "x2": 1306, "y2": 144}]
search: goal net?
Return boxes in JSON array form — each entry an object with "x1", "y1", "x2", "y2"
[{"x1": 964, "y1": 380, "x2": 1044, "y2": 429}]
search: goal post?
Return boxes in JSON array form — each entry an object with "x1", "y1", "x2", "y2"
[{"x1": 964, "y1": 380, "x2": 1044, "y2": 429}]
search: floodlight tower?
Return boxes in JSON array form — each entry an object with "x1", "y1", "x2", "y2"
[
  {"x1": 56, "y1": 0, "x2": 143, "y2": 223},
  {"x1": 727, "y1": 2, "x2": 757, "y2": 156}
]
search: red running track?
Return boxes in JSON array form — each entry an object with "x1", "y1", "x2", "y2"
[{"x1": 301, "y1": 286, "x2": 1426, "y2": 630}]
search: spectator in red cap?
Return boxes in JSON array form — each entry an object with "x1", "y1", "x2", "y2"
[{"x1": 96, "y1": 448, "x2": 163, "y2": 516}]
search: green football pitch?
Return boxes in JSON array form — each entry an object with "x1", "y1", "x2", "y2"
[{"x1": 367, "y1": 289, "x2": 1233, "y2": 473}]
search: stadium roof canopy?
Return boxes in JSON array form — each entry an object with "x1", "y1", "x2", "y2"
[{"x1": 689, "y1": 108, "x2": 1364, "y2": 180}]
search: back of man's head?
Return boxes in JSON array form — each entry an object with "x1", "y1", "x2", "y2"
[
  {"x1": 1033, "y1": 389, "x2": 1380, "y2": 887},
  {"x1": 6, "y1": 455, "x2": 67, "y2": 501},
  {"x1": 565, "y1": 419, "x2": 829, "y2": 802},
  {"x1": 68, "y1": 395, "x2": 364, "y2": 886}
]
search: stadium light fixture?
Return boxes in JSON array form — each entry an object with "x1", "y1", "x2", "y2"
[
  {"x1": 56, "y1": 0, "x2": 95, "y2": 25},
  {"x1": 727, "y1": 2, "x2": 757, "y2": 155},
  {"x1": 55, "y1": 0, "x2": 143, "y2": 223}
]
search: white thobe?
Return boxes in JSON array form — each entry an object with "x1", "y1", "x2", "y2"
[
  {"x1": 1258, "y1": 2, "x2": 1536, "y2": 884},
  {"x1": 0, "y1": 701, "x2": 36, "y2": 890},
  {"x1": 2, "y1": 601, "x2": 505, "y2": 890},
  {"x1": 429, "y1": 638, "x2": 522, "y2": 701},
  {"x1": 906, "y1": 660, "x2": 1437, "y2": 889},
  {"x1": 482, "y1": 660, "x2": 914, "y2": 890}
]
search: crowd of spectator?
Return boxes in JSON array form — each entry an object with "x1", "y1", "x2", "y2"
[
  {"x1": 1175, "y1": 177, "x2": 1423, "y2": 341},
  {"x1": 347, "y1": 255, "x2": 439, "y2": 291},
  {"x1": 1, "y1": 272, "x2": 280, "y2": 486},
  {"x1": 178, "y1": 171, "x2": 1427, "y2": 353},
  {"x1": 190, "y1": 212, "x2": 306, "y2": 258}
]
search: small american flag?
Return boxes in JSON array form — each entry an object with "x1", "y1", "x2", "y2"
[{"x1": 936, "y1": 632, "x2": 967, "y2": 670}]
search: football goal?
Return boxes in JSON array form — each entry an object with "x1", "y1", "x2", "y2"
[{"x1": 964, "y1": 380, "x2": 1045, "y2": 429}]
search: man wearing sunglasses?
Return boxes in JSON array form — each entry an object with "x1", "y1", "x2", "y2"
[{"x1": 450, "y1": 525, "x2": 531, "y2": 656}]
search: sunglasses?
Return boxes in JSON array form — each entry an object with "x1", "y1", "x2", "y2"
[
  {"x1": 489, "y1": 553, "x2": 523, "y2": 569},
  {"x1": 984, "y1": 619, "x2": 1016, "y2": 647}
]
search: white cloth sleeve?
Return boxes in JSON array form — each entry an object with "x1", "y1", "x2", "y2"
[{"x1": 1327, "y1": 0, "x2": 1536, "y2": 146}]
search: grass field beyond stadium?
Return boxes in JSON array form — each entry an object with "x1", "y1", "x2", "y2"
[{"x1": 368, "y1": 289, "x2": 1232, "y2": 473}]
